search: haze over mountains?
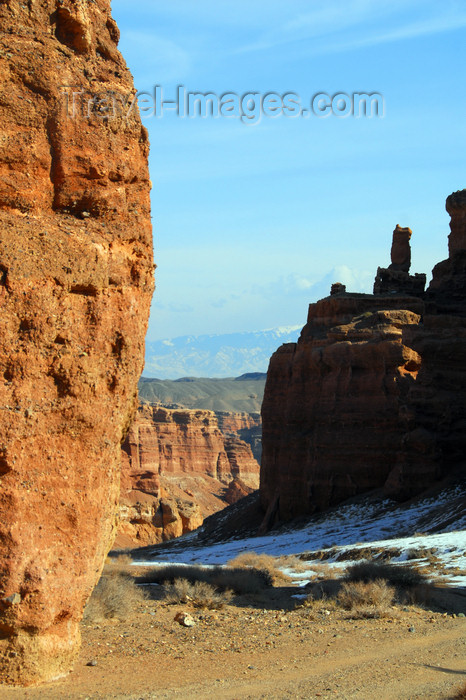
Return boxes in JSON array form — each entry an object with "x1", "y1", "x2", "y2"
[
  {"x1": 139, "y1": 374, "x2": 266, "y2": 413},
  {"x1": 143, "y1": 326, "x2": 302, "y2": 379}
]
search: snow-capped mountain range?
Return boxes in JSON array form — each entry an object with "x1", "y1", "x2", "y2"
[{"x1": 143, "y1": 325, "x2": 302, "y2": 379}]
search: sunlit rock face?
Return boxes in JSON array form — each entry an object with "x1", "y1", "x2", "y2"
[
  {"x1": 117, "y1": 404, "x2": 260, "y2": 546},
  {"x1": 0, "y1": 0, "x2": 154, "y2": 685},
  {"x1": 261, "y1": 191, "x2": 466, "y2": 527}
]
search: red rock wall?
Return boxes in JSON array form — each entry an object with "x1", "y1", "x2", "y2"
[
  {"x1": 261, "y1": 298, "x2": 424, "y2": 522},
  {"x1": 216, "y1": 411, "x2": 261, "y2": 434},
  {"x1": 117, "y1": 405, "x2": 260, "y2": 546},
  {"x1": 261, "y1": 191, "x2": 466, "y2": 525},
  {"x1": 0, "y1": 1, "x2": 153, "y2": 685},
  {"x1": 216, "y1": 411, "x2": 262, "y2": 462}
]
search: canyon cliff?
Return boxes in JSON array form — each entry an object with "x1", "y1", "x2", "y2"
[
  {"x1": 0, "y1": 1, "x2": 153, "y2": 686},
  {"x1": 261, "y1": 192, "x2": 466, "y2": 525},
  {"x1": 117, "y1": 404, "x2": 259, "y2": 547},
  {"x1": 216, "y1": 411, "x2": 262, "y2": 462}
]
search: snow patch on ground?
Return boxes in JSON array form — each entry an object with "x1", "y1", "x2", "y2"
[{"x1": 132, "y1": 484, "x2": 466, "y2": 589}]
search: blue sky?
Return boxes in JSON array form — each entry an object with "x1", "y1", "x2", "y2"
[{"x1": 112, "y1": 0, "x2": 466, "y2": 341}]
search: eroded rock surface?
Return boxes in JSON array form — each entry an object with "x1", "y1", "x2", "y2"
[
  {"x1": 390, "y1": 224, "x2": 412, "y2": 271},
  {"x1": 0, "y1": 1, "x2": 153, "y2": 685},
  {"x1": 117, "y1": 404, "x2": 259, "y2": 546},
  {"x1": 261, "y1": 193, "x2": 466, "y2": 524}
]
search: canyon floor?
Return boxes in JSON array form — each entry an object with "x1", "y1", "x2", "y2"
[
  {"x1": 1, "y1": 584, "x2": 465, "y2": 700},
  {"x1": 2, "y1": 482, "x2": 465, "y2": 700}
]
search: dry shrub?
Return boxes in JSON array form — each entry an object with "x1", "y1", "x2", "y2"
[
  {"x1": 401, "y1": 582, "x2": 434, "y2": 606},
  {"x1": 305, "y1": 579, "x2": 341, "y2": 601},
  {"x1": 344, "y1": 560, "x2": 432, "y2": 606},
  {"x1": 104, "y1": 554, "x2": 134, "y2": 575},
  {"x1": 298, "y1": 594, "x2": 338, "y2": 620},
  {"x1": 227, "y1": 552, "x2": 292, "y2": 584},
  {"x1": 345, "y1": 560, "x2": 426, "y2": 589},
  {"x1": 163, "y1": 578, "x2": 232, "y2": 609},
  {"x1": 308, "y1": 563, "x2": 340, "y2": 580},
  {"x1": 338, "y1": 579, "x2": 395, "y2": 609},
  {"x1": 212, "y1": 567, "x2": 273, "y2": 593},
  {"x1": 83, "y1": 569, "x2": 146, "y2": 623},
  {"x1": 337, "y1": 579, "x2": 395, "y2": 618},
  {"x1": 275, "y1": 555, "x2": 309, "y2": 574},
  {"x1": 138, "y1": 563, "x2": 273, "y2": 594},
  {"x1": 300, "y1": 579, "x2": 396, "y2": 620}
]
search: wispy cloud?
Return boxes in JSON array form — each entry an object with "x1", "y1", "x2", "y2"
[
  {"x1": 236, "y1": 0, "x2": 466, "y2": 55},
  {"x1": 315, "y1": 13, "x2": 466, "y2": 56}
]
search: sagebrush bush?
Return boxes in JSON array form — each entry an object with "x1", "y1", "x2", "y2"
[
  {"x1": 163, "y1": 578, "x2": 232, "y2": 609},
  {"x1": 227, "y1": 551, "x2": 292, "y2": 584},
  {"x1": 337, "y1": 579, "x2": 395, "y2": 611},
  {"x1": 275, "y1": 554, "x2": 309, "y2": 574},
  {"x1": 345, "y1": 560, "x2": 426, "y2": 588},
  {"x1": 308, "y1": 563, "x2": 340, "y2": 581},
  {"x1": 83, "y1": 570, "x2": 146, "y2": 623},
  {"x1": 300, "y1": 579, "x2": 396, "y2": 619},
  {"x1": 344, "y1": 560, "x2": 431, "y2": 606},
  {"x1": 137, "y1": 563, "x2": 273, "y2": 594}
]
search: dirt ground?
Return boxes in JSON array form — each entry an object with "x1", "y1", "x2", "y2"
[{"x1": 1, "y1": 582, "x2": 465, "y2": 700}]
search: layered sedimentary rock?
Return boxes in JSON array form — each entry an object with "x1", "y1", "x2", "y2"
[
  {"x1": 261, "y1": 191, "x2": 466, "y2": 524},
  {"x1": 0, "y1": 1, "x2": 153, "y2": 685},
  {"x1": 215, "y1": 411, "x2": 262, "y2": 462},
  {"x1": 117, "y1": 404, "x2": 259, "y2": 546}
]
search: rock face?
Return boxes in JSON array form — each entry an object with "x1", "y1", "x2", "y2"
[
  {"x1": 215, "y1": 411, "x2": 262, "y2": 462},
  {"x1": 374, "y1": 225, "x2": 426, "y2": 296},
  {"x1": 0, "y1": 1, "x2": 153, "y2": 686},
  {"x1": 261, "y1": 191, "x2": 466, "y2": 525},
  {"x1": 117, "y1": 404, "x2": 259, "y2": 546},
  {"x1": 390, "y1": 225, "x2": 412, "y2": 271},
  {"x1": 224, "y1": 477, "x2": 256, "y2": 505}
]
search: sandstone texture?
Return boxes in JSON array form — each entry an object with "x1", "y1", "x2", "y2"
[
  {"x1": 261, "y1": 192, "x2": 466, "y2": 524},
  {"x1": 0, "y1": 1, "x2": 153, "y2": 685},
  {"x1": 117, "y1": 404, "x2": 259, "y2": 547}
]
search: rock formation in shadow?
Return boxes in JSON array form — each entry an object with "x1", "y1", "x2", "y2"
[{"x1": 261, "y1": 191, "x2": 466, "y2": 527}]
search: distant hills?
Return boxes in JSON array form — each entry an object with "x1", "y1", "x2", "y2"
[
  {"x1": 138, "y1": 373, "x2": 267, "y2": 413},
  {"x1": 143, "y1": 326, "x2": 302, "y2": 380}
]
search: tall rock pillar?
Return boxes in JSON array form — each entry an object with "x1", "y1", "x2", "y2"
[{"x1": 0, "y1": 0, "x2": 154, "y2": 685}]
